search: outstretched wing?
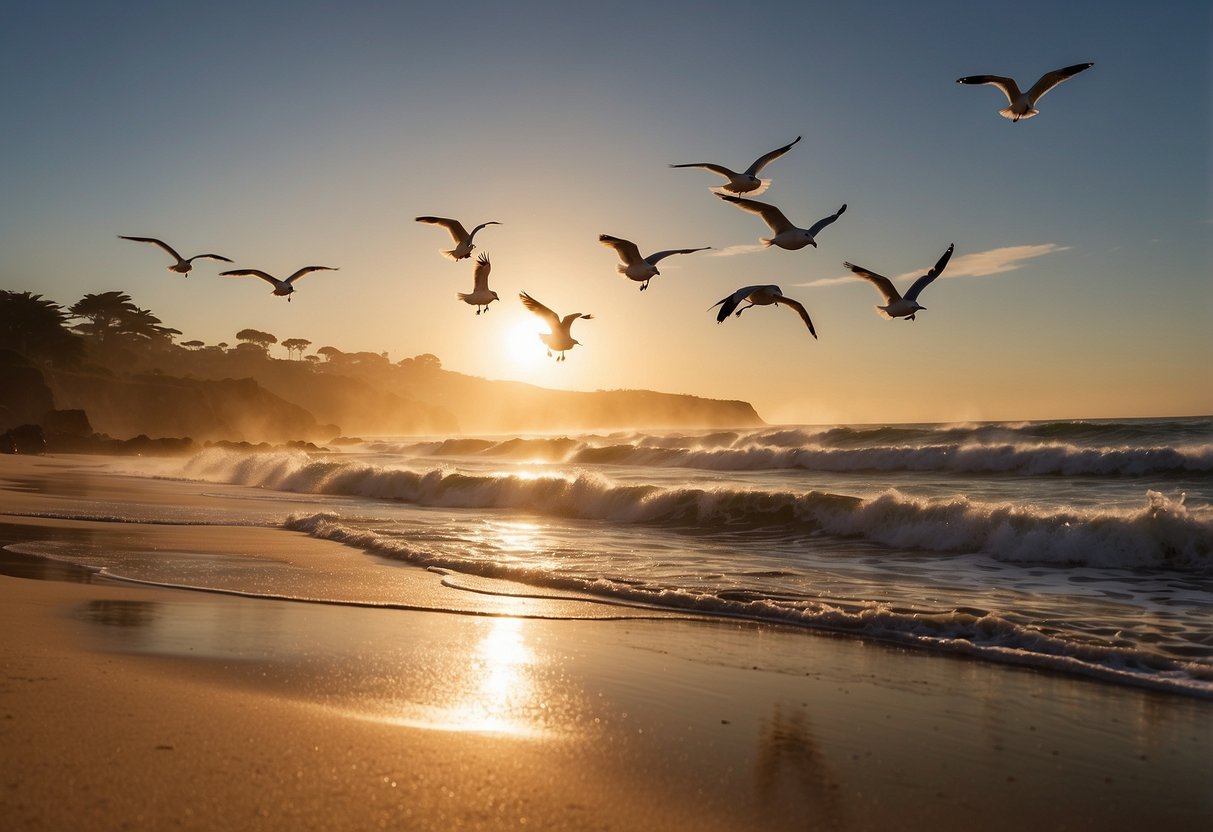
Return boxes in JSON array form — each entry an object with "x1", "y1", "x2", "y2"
[
  {"x1": 843, "y1": 262, "x2": 901, "y2": 304},
  {"x1": 1026, "y1": 62, "x2": 1093, "y2": 104},
  {"x1": 473, "y1": 253, "x2": 491, "y2": 291},
  {"x1": 561, "y1": 312, "x2": 593, "y2": 329},
  {"x1": 644, "y1": 246, "x2": 710, "y2": 265},
  {"x1": 744, "y1": 135, "x2": 801, "y2": 176},
  {"x1": 416, "y1": 216, "x2": 469, "y2": 243},
  {"x1": 807, "y1": 204, "x2": 847, "y2": 237},
  {"x1": 904, "y1": 244, "x2": 954, "y2": 302},
  {"x1": 220, "y1": 269, "x2": 279, "y2": 286},
  {"x1": 285, "y1": 266, "x2": 337, "y2": 284},
  {"x1": 955, "y1": 74, "x2": 1021, "y2": 105},
  {"x1": 598, "y1": 234, "x2": 643, "y2": 265},
  {"x1": 467, "y1": 221, "x2": 501, "y2": 240},
  {"x1": 669, "y1": 162, "x2": 739, "y2": 179},
  {"x1": 774, "y1": 295, "x2": 818, "y2": 339},
  {"x1": 119, "y1": 235, "x2": 183, "y2": 261},
  {"x1": 709, "y1": 285, "x2": 759, "y2": 323},
  {"x1": 189, "y1": 253, "x2": 234, "y2": 263},
  {"x1": 717, "y1": 195, "x2": 793, "y2": 234},
  {"x1": 519, "y1": 292, "x2": 561, "y2": 331}
]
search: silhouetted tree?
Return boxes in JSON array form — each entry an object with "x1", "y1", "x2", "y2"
[
  {"x1": 70, "y1": 291, "x2": 179, "y2": 346},
  {"x1": 70, "y1": 292, "x2": 139, "y2": 344},
  {"x1": 182, "y1": 340, "x2": 205, "y2": 350},
  {"x1": 236, "y1": 328, "x2": 277, "y2": 355},
  {"x1": 282, "y1": 338, "x2": 311, "y2": 360},
  {"x1": 317, "y1": 346, "x2": 343, "y2": 362},
  {"x1": 0, "y1": 291, "x2": 84, "y2": 367}
]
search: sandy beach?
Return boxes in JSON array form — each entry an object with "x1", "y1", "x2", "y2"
[{"x1": 2, "y1": 455, "x2": 1211, "y2": 831}]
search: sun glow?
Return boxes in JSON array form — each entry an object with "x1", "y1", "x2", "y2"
[
  {"x1": 504, "y1": 313, "x2": 550, "y2": 366},
  {"x1": 375, "y1": 617, "x2": 542, "y2": 737}
]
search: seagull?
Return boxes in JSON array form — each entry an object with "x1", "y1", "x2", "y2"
[
  {"x1": 415, "y1": 216, "x2": 501, "y2": 260},
  {"x1": 219, "y1": 266, "x2": 337, "y2": 301},
  {"x1": 955, "y1": 62, "x2": 1093, "y2": 121},
  {"x1": 458, "y1": 253, "x2": 499, "y2": 314},
  {"x1": 117, "y1": 235, "x2": 232, "y2": 276},
  {"x1": 717, "y1": 195, "x2": 846, "y2": 251},
  {"x1": 843, "y1": 244, "x2": 954, "y2": 321},
  {"x1": 670, "y1": 136, "x2": 801, "y2": 196},
  {"x1": 598, "y1": 235, "x2": 710, "y2": 291},
  {"x1": 518, "y1": 292, "x2": 593, "y2": 361},
  {"x1": 709, "y1": 285, "x2": 817, "y2": 339}
]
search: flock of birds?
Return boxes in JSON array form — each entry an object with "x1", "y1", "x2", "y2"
[{"x1": 117, "y1": 62, "x2": 1094, "y2": 361}]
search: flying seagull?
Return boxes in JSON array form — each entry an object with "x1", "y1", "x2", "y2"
[
  {"x1": 518, "y1": 292, "x2": 593, "y2": 361},
  {"x1": 718, "y1": 195, "x2": 846, "y2": 251},
  {"x1": 955, "y1": 62, "x2": 1093, "y2": 121},
  {"x1": 219, "y1": 266, "x2": 337, "y2": 301},
  {"x1": 670, "y1": 136, "x2": 801, "y2": 196},
  {"x1": 117, "y1": 235, "x2": 232, "y2": 276},
  {"x1": 458, "y1": 253, "x2": 499, "y2": 314},
  {"x1": 415, "y1": 216, "x2": 501, "y2": 260},
  {"x1": 598, "y1": 235, "x2": 710, "y2": 290},
  {"x1": 843, "y1": 244, "x2": 954, "y2": 321},
  {"x1": 709, "y1": 285, "x2": 817, "y2": 339}
]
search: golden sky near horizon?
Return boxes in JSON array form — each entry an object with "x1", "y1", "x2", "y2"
[{"x1": 2, "y1": 1, "x2": 1210, "y2": 424}]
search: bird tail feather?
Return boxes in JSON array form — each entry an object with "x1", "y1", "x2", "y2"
[{"x1": 1000, "y1": 106, "x2": 1037, "y2": 121}]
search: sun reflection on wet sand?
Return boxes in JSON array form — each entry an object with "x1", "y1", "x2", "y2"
[{"x1": 376, "y1": 616, "x2": 547, "y2": 738}]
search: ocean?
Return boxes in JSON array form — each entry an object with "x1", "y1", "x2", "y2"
[{"x1": 7, "y1": 416, "x2": 1213, "y2": 698}]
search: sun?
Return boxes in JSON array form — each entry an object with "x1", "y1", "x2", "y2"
[{"x1": 504, "y1": 313, "x2": 549, "y2": 366}]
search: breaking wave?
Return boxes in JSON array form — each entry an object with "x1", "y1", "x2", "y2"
[
  {"x1": 182, "y1": 448, "x2": 1213, "y2": 571},
  {"x1": 366, "y1": 421, "x2": 1213, "y2": 477}
]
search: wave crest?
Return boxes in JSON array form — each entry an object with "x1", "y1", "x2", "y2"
[{"x1": 182, "y1": 449, "x2": 1212, "y2": 570}]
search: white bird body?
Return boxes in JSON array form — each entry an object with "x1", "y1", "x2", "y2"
[
  {"x1": 598, "y1": 234, "x2": 710, "y2": 290},
  {"x1": 219, "y1": 265, "x2": 337, "y2": 301},
  {"x1": 844, "y1": 244, "x2": 954, "y2": 320},
  {"x1": 415, "y1": 216, "x2": 501, "y2": 260},
  {"x1": 458, "y1": 253, "x2": 499, "y2": 314},
  {"x1": 718, "y1": 195, "x2": 846, "y2": 250},
  {"x1": 118, "y1": 235, "x2": 232, "y2": 276},
  {"x1": 670, "y1": 136, "x2": 801, "y2": 195},
  {"x1": 956, "y1": 62, "x2": 1093, "y2": 121},
  {"x1": 710, "y1": 284, "x2": 817, "y2": 339},
  {"x1": 519, "y1": 292, "x2": 592, "y2": 361}
]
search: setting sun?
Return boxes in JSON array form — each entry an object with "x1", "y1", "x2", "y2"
[{"x1": 503, "y1": 312, "x2": 549, "y2": 366}]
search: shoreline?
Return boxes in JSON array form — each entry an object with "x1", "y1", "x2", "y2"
[
  {"x1": 4, "y1": 569, "x2": 1211, "y2": 830},
  {"x1": 2, "y1": 454, "x2": 1212, "y2": 829}
]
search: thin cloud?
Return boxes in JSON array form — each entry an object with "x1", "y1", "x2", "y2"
[
  {"x1": 943, "y1": 244, "x2": 1070, "y2": 278},
  {"x1": 706, "y1": 243, "x2": 767, "y2": 258},
  {"x1": 795, "y1": 243, "x2": 1070, "y2": 288}
]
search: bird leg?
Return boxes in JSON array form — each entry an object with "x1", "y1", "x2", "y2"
[
  {"x1": 735, "y1": 302, "x2": 754, "y2": 318},
  {"x1": 640, "y1": 281, "x2": 649, "y2": 291}
]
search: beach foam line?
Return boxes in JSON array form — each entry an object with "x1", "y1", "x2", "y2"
[{"x1": 280, "y1": 511, "x2": 1213, "y2": 700}]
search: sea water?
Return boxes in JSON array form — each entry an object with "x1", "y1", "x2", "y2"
[{"x1": 10, "y1": 416, "x2": 1213, "y2": 697}]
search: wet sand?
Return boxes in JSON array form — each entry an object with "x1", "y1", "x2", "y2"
[{"x1": 2, "y1": 455, "x2": 1211, "y2": 830}]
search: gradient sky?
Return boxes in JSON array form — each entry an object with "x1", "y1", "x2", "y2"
[{"x1": 3, "y1": 0, "x2": 1210, "y2": 425}]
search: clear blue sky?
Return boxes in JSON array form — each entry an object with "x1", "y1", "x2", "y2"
[{"x1": 3, "y1": 0, "x2": 1210, "y2": 424}]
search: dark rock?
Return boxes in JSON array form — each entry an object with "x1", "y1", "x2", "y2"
[{"x1": 1, "y1": 424, "x2": 46, "y2": 454}]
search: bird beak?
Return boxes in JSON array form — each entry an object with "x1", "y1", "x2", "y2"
[{"x1": 809, "y1": 241, "x2": 818, "y2": 248}]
